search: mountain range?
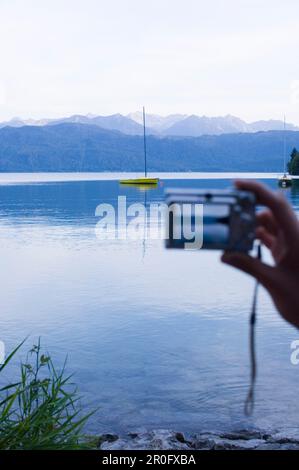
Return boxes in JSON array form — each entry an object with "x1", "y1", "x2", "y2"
[
  {"x1": 0, "y1": 123, "x2": 298, "y2": 172},
  {"x1": 0, "y1": 112, "x2": 297, "y2": 137}
]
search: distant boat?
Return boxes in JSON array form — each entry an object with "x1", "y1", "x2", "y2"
[
  {"x1": 120, "y1": 107, "x2": 159, "y2": 185},
  {"x1": 278, "y1": 173, "x2": 292, "y2": 188},
  {"x1": 278, "y1": 116, "x2": 292, "y2": 188}
]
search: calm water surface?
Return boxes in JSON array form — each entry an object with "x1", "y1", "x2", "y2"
[{"x1": 0, "y1": 173, "x2": 298, "y2": 434}]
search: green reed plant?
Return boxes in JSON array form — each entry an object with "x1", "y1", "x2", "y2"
[{"x1": 0, "y1": 339, "x2": 94, "y2": 449}]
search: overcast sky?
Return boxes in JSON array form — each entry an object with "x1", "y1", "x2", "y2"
[{"x1": 0, "y1": 0, "x2": 299, "y2": 123}]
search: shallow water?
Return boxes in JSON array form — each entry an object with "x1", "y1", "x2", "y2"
[{"x1": 0, "y1": 173, "x2": 298, "y2": 434}]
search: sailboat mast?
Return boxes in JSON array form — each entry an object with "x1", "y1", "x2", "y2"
[
  {"x1": 143, "y1": 106, "x2": 147, "y2": 177},
  {"x1": 283, "y1": 115, "x2": 286, "y2": 174}
]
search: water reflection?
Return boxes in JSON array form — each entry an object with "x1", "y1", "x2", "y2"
[
  {"x1": 290, "y1": 179, "x2": 299, "y2": 211},
  {"x1": 0, "y1": 175, "x2": 298, "y2": 435}
]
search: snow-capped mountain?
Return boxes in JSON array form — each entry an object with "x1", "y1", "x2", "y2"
[
  {"x1": 0, "y1": 113, "x2": 298, "y2": 136},
  {"x1": 127, "y1": 111, "x2": 187, "y2": 132},
  {"x1": 128, "y1": 113, "x2": 298, "y2": 136}
]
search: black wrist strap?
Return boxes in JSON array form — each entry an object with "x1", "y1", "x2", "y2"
[{"x1": 244, "y1": 243, "x2": 262, "y2": 416}]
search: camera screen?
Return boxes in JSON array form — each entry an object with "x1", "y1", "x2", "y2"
[
  {"x1": 165, "y1": 189, "x2": 255, "y2": 252},
  {"x1": 167, "y1": 202, "x2": 230, "y2": 249},
  {"x1": 203, "y1": 204, "x2": 230, "y2": 246}
]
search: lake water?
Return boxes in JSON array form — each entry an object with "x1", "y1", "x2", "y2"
[{"x1": 0, "y1": 173, "x2": 298, "y2": 435}]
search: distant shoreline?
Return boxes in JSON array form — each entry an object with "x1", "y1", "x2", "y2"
[
  {"x1": 0, "y1": 171, "x2": 298, "y2": 185},
  {"x1": 1, "y1": 125, "x2": 298, "y2": 173}
]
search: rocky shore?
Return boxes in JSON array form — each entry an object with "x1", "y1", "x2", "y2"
[{"x1": 99, "y1": 428, "x2": 299, "y2": 450}]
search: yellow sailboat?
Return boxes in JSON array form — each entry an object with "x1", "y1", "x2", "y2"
[
  {"x1": 120, "y1": 178, "x2": 159, "y2": 185},
  {"x1": 120, "y1": 107, "x2": 159, "y2": 186}
]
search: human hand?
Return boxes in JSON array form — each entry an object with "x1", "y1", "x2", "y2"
[{"x1": 221, "y1": 180, "x2": 299, "y2": 329}]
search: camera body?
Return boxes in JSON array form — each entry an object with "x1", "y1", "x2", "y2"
[{"x1": 165, "y1": 188, "x2": 256, "y2": 252}]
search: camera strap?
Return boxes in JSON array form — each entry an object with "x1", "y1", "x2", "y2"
[{"x1": 244, "y1": 243, "x2": 262, "y2": 416}]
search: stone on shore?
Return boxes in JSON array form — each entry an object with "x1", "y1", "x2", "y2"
[{"x1": 99, "y1": 428, "x2": 299, "y2": 450}]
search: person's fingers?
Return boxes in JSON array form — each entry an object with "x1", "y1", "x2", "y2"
[
  {"x1": 235, "y1": 179, "x2": 280, "y2": 206},
  {"x1": 234, "y1": 180, "x2": 282, "y2": 209},
  {"x1": 234, "y1": 180, "x2": 299, "y2": 243},
  {"x1": 256, "y1": 226, "x2": 276, "y2": 250},
  {"x1": 256, "y1": 210, "x2": 279, "y2": 236},
  {"x1": 221, "y1": 252, "x2": 276, "y2": 287}
]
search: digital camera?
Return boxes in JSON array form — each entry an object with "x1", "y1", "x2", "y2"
[{"x1": 165, "y1": 188, "x2": 256, "y2": 252}]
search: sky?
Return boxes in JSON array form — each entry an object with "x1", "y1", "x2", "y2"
[{"x1": 0, "y1": 0, "x2": 299, "y2": 123}]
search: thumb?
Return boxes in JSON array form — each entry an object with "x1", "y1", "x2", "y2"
[{"x1": 221, "y1": 252, "x2": 275, "y2": 288}]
